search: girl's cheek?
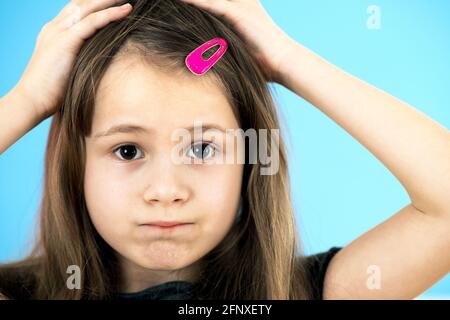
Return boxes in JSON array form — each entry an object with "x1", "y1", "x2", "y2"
[
  {"x1": 201, "y1": 166, "x2": 243, "y2": 219},
  {"x1": 84, "y1": 160, "x2": 126, "y2": 217}
]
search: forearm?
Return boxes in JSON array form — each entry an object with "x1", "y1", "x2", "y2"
[
  {"x1": 280, "y1": 41, "x2": 450, "y2": 216},
  {"x1": 0, "y1": 87, "x2": 44, "y2": 155}
]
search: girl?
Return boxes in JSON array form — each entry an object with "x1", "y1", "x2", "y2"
[{"x1": 0, "y1": 0, "x2": 449, "y2": 300}]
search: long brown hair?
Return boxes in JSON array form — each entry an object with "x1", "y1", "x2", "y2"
[{"x1": 0, "y1": 0, "x2": 311, "y2": 299}]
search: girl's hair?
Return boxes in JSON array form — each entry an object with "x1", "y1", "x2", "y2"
[{"x1": 0, "y1": 0, "x2": 312, "y2": 299}]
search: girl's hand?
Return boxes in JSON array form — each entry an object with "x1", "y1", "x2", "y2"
[
  {"x1": 179, "y1": 0, "x2": 296, "y2": 83},
  {"x1": 16, "y1": 0, "x2": 133, "y2": 120}
]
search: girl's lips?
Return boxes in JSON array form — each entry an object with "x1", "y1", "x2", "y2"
[
  {"x1": 144, "y1": 221, "x2": 192, "y2": 227},
  {"x1": 140, "y1": 222, "x2": 195, "y2": 231}
]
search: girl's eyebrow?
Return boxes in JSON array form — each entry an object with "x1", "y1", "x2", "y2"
[
  {"x1": 93, "y1": 123, "x2": 228, "y2": 139},
  {"x1": 94, "y1": 124, "x2": 149, "y2": 139}
]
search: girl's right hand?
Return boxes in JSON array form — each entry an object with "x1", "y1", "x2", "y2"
[{"x1": 15, "y1": 0, "x2": 133, "y2": 120}]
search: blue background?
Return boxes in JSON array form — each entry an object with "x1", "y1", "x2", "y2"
[{"x1": 1, "y1": 0, "x2": 449, "y2": 298}]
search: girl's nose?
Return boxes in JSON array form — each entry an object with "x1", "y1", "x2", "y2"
[
  {"x1": 142, "y1": 153, "x2": 190, "y2": 207},
  {"x1": 144, "y1": 187, "x2": 188, "y2": 207},
  {"x1": 144, "y1": 182, "x2": 188, "y2": 207}
]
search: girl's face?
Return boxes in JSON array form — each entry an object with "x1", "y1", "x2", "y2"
[{"x1": 84, "y1": 54, "x2": 244, "y2": 291}]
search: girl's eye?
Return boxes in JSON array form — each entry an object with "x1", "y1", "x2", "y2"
[
  {"x1": 186, "y1": 142, "x2": 217, "y2": 161},
  {"x1": 113, "y1": 144, "x2": 144, "y2": 161}
]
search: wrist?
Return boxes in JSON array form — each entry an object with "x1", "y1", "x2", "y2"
[
  {"x1": 12, "y1": 81, "x2": 50, "y2": 123},
  {"x1": 274, "y1": 39, "x2": 304, "y2": 88},
  {"x1": 6, "y1": 84, "x2": 47, "y2": 127}
]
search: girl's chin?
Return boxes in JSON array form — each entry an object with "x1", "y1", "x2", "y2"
[{"x1": 133, "y1": 253, "x2": 192, "y2": 271}]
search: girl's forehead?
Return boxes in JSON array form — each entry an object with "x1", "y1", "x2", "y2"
[{"x1": 91, "y1": 55, "x2": 239, "y2": 134}]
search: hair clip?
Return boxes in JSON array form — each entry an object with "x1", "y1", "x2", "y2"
[{"x1": 185, "y1": 38, "x2": 228, "y2": 76}]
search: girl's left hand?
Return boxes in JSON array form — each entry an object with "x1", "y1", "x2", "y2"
[{"x1": 179, "y1": 0, "x2": 296, "y2": 83}]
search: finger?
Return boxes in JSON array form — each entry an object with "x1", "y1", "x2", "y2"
[
  {"x1": 69, "y1": 3, "x2": 132, "y2": 40},
  {"x1": 179, "y1": 0, "x2": 234, "y2": 17},
  {"x1": 59, "y1": 0, "x2": 128, "y2": 19},
  {"x1": 55, "y1": 0, "x2": 128, "y2": 28}
]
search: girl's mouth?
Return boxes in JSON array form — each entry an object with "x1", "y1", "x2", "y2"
[{"x1": 140, "y1": 221, "x2": 194, "y2": 231}]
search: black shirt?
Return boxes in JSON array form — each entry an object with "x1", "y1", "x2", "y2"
[
  {"x1": 303, "y1": 246, "x2": 342, "y2": 300},
  {"x1": 116, "y1": 246, "x2": 342, "y2": 300}
]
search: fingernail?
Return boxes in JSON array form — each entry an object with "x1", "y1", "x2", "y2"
[{"x1": 121, "y1": 3, "x2": 132, "y2": 10}]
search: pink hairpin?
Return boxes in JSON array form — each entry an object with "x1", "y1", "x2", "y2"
[{"x1": 185, "y1": 38, "x2": 228, "y2": 76}]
